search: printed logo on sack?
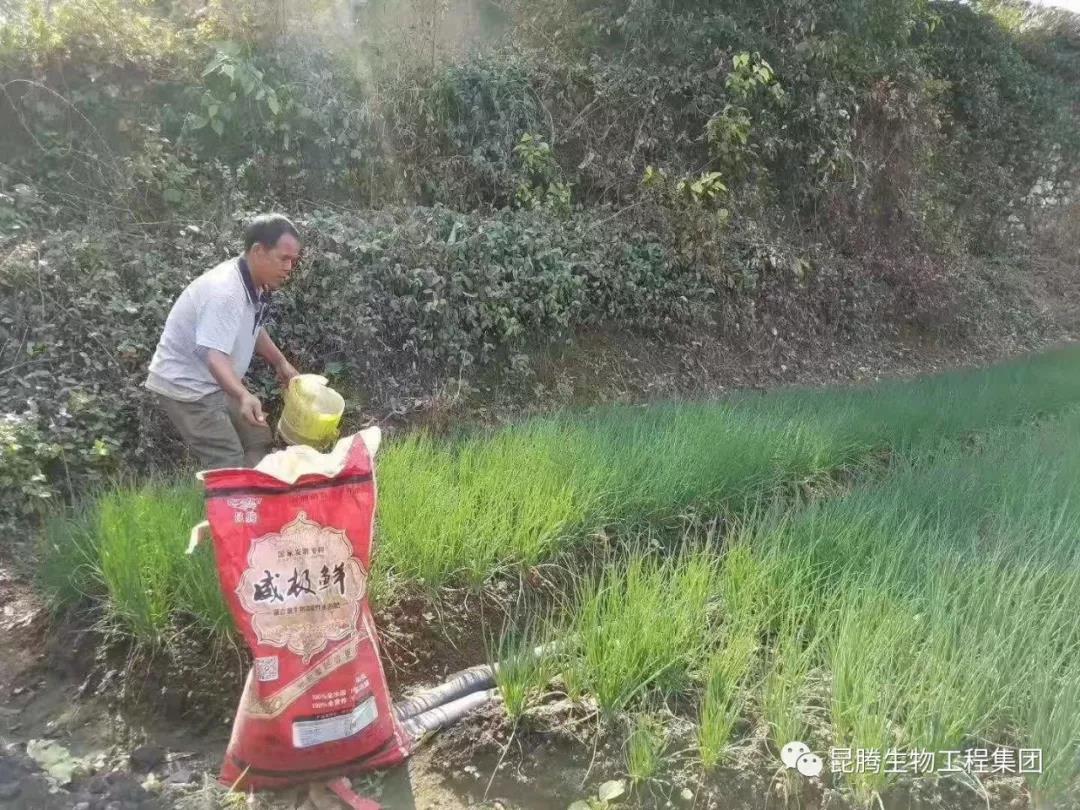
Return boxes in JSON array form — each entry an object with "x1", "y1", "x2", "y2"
[
  {"x1": 227, "y1": 496, "x2": 261, "y2": 525},
  {"x1": 781, "y1": 741, "x2": 825, "y2": 777},
  {"x1": 237, "y1": 511, "x2": 368, "y2": 663}
]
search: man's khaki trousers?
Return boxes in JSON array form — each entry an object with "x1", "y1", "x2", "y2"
[{"x1": 155, "y1": 390, "x2": 273, "y2": 470}]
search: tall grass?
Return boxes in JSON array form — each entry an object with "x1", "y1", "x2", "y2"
[
  {"x1": 537, "y1": 405, "x2": 1080, "y2": 805},
  {"x1": 378, "y1": 344, "x2": 1080, "y2": 587},
  {"x1": 1023, "y1": 666, "x2": 1080, "y2": 810},
  {"x1": 375, "y1": 422, "x2": 606, "y2": 586},
  {"x1": 562, "y1": 549, "x2": 719, "y2": 716},
  {"x1": 41, "y1": 348, "x2": 1080, "y2": 634},
  {"x1": 41, "y1": 482, "x2": 229, "y2": 645},
  {"x1": 827, "y1": 591, "x2": 916, "y2": 804},
  {"x1": 697, "y1": 624, "x2": 756, "y2": 771},
  {"x1": 488, "y1": 613, "x2": 561, "y2": 723},
  {"x1": 34, "y1": 347, "x2": 1080, "y2": 806},
  {"x1": 35, "y1": 349, "x2": 1080, "y2": 732},
  {"x1": 625, "y1": 713, "x2": 667, "y2": 786}
]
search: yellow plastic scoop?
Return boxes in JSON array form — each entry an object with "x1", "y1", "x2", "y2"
[{"x1": 277, "y1": 374, "x2": 345, "y2": 450}]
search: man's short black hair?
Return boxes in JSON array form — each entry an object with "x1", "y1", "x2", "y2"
[{"x1": 244, "y1": 214, "x2": 300, "y2": 252}]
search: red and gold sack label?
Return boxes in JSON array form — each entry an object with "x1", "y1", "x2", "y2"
[
  {"x1": 243, "y1": 636, "x2": 363, "y2": 718},
  {"x1": 237, "y1": 511, "x2": 368, "y2": 662}
]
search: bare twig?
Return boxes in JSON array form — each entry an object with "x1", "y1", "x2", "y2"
[
  {"x1": 0, "y1": 358, "x2": 47, "y2": 379},
  {"x1": 589, "y1": 200, "x2": 647, "y2": 231},
  {"x1": 2, "y1": 79, "x2": 127, "y2": 189},
  {"x1": 529, "y1": 83, "x2": 556, "y2": 145}
]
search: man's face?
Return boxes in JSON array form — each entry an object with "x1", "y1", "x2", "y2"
[{"x1": 250, "y1": 234, "x2": 301, "y2": 290}]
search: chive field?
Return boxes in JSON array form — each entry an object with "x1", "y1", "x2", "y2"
[
  {"x1": 536, "y1": 409, "x2": 1080, "y2": 808},
  {"x1": 38, "y1": 345, "x2": 1080, "y2": 807}
]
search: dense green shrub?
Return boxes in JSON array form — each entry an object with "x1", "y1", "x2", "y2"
[
  {"x1": 510, "y1": 0, "x2": 1078, "y2": 242},
  {"x1": 3, "y1": 0, "x2": 1076, "y2": 235},
  {"x1": 0, "y1": 205, "x2": 718, "y2": 521},
  {"x1": 279, "y1": 206, "x2": 711, "y2": 377},
  {"x1": 917, "y1": 1, "x2": 1080, "y2": 253}
]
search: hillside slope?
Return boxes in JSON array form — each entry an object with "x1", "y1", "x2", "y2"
[{"x1": 0, "y1": 0, "x2": 1078, "y2": 527}]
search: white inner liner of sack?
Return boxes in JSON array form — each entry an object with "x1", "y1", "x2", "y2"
[
  {"x1": 254, "y1": 426, "x2": 381, "y2": 484},
  {"x1": 187, "y1": 428, "x2": 381, "y2": 553}
]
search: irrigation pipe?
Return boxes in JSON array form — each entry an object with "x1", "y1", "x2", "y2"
[
  {"x1": 393, "y1": 641, "x2": 560, "y2": 734},
  {"x1": 400, "y1": 688, "x2": 501, "y2": 738},
  {"x1": 394, "y1": 664, "x2": 496, "y2": 722}
]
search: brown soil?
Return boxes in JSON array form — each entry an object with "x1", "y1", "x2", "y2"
[
  {"x1": 0, "y1": 566, "x2": 46, "y2": 696},
  {"x1": 378, "y1": 591, "x2": 506, "y2": 694}
]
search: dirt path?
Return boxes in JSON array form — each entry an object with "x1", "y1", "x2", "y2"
[
  {"x1": 0, "y1": 564, "x2": 162, "y2": 808},
  {"x1": 0, "y1": 563, "x2": 511, "y2": 810},
  {"x1": 0, "y1": 566, "x2": 45, "y2": 696}
]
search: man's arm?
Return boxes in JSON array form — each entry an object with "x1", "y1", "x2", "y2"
[
  {"x1": 205, "y1": 349, "x2": 266, "y2": 426},
  {"x1": 255, "y1": 328, "x2": 299, "y2": 386},
  {"x1": 194, "y1": 285, "x2": 269, "y2": 425}
]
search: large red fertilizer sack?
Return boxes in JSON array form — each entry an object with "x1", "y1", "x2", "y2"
[{"x1": 197, "y1": 429, "x2": 411, "y2": 790}]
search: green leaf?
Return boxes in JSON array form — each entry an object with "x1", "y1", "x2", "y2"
[
  {"x1": 163, "y1": 188, "x2": 184, "y2": 204},
  {"x1": 267, "y1": 92, "x2": 281, "y2": 116},
  {"x1": 187, "y1": 114, "x2": 208, "y2": 130},
  {"x1": 211, "y1": 118, "x2": 225, "y2": 137},
  {"x1": 201, "y1": 53, "x2": 229, "y2": 78},
  {"x1": 597, "y1": 780, "x2": 626, "y2": 802}
]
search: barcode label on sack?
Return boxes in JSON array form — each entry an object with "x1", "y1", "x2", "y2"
[{"x1": 292, "y1": 696, "x2": 378, "y2": 749}]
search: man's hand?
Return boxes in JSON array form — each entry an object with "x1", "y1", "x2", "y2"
[
  {"x1": 256, "y1": 329, "x2": 299, "y2": 389},
  {"x1": 239, "y1": 392, "x2": 267, "y2": 426},
  {"x1": 275, "y1": 359, "x2": 300, "y2": 387}
]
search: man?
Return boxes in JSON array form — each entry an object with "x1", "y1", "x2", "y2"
[{"x1": 145, "y1": 214, "x2": 303, "y2": 469}]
